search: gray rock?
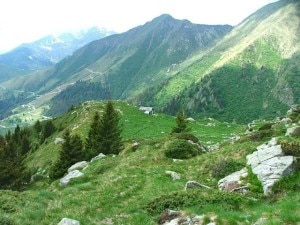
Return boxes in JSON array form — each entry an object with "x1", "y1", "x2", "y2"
[
  {"x1": 253, "y1": 217, "x2": 267, "y2": 225},
  {"x1": 165, "y1": 171, "x2": 181, "y2": 180},
  {"x1": 285, "y1": 126, "x2": 300, "y2": 137},
  {"x1": 68, "y1": 161, "x2": 88, "y2": 173},
  {"x1": 54, "y1": 138, "x2": 64, "y2": 144},
  {"x1": 185, "y1": 181, "x2": 211, "y2": 190},
  {"x1": 218, "y1": 168, "x2": 248, "y2": 192},
  {"x1": 90, "y1": 153, "x2": 106, "y2": 162},
  {"x1": 57, "y1": 218, "x2": 80, "y2": 225},
  {"x1": 246, "y1": 138, "x2": 295, "y2": 195},
  {"x1": 280, "y1": 117, "x2": 292, "y2": 125},
  {"x1": 60, "y1": 170, "x2": 83, "y2": 187}
]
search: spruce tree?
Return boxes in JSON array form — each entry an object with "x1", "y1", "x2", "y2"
[
  {"x1": 41, "y1": 120, "x2": 56, "y2": 143},
  {"x1": 171, "y1": 107, "x2": 190, "y2": 134},
  {"x1": 50, "y1": 130, "x2": 84, "y2": 180},
  {"x1": 98, "y1": 101, "x2": 123, "y2": 155},
  {"x1": 85, "y1": 112, "x2": 101, "y2": 160}
]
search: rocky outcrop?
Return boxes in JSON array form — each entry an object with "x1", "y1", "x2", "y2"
[
  {"x1": 218, "y1": 168, "x2": 248, "y2": 193},
  {"x1": 246, "y1": 138, "x2": 295, "y2": 195},
  {"x1": 58, "y1": 218, "x2": 80, "y2": 225},
  {"x1": 68, "y1": 161, "x2": 88, "y2": 173},
  {"x1": 60, "y1": 170, "x2": 83, "y2": 187}
]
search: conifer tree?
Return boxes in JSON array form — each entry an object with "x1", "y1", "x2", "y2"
[
  {"x1": 50, "y1": 130, "x2": 84, "y2": 179},
  {"x1": 0, "y1": 136, "x2": 28, "y2": 189},
  {"x1": 85, "y1": 112, "x2": 101, "y2": 160},
  {"x1": 98, "y1": 101, "x2": 123, "y2": 155},
  {"x1": 171, "y1": 107, "x2": 190, "y2": 134},
  {"x1": 41, "y1": 120, "x2": 56, "y2": 143}
]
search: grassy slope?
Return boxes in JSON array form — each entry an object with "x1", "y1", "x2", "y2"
[
  {"x1": 1, "y1": 100, "x2": 299, "y2": 225},
  {"x1": 143, "y1": 0, "x2": 300, "y2": 123}
]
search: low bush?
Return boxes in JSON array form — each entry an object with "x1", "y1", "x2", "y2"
[
  {"x1": 165, "y1": 139, "x2": 200, "y2": 159},
  {"x1": 0, "y1": 216, "x2": 16, "y2": 225},
  {"x1": 172, "y1": 133, "x2": 199, "y2": 143},
  {"x1": 258, "y1": 123, "x2": 273, "y2": 131},
  {"x1": 145, "y1": 189, "x2": 246, "y2": 215},
  {"x1": 281, "y1": 141, "x2": 300, "y2": 157},
  {"x1": 210, "y1": 160, "x2": 244, "y2": 179}
]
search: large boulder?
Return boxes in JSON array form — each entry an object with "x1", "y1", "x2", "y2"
[
  {"x1": 58, "y1": 218, "x2": 80, "y2": 225},
  {"x1": 218, "y1": 168, "x2": 248, "y2": 193},
  {"x1": 60, "y1": 170, "x2": 83, "y2": 187},
  {"x1": 68, "y1": 161, "x2": 88, "y2": 173},
  {"x1": 246, "y1": 138, "x2": 295, "y2": 195}
]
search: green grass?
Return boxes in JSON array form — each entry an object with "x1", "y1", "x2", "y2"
[{"x1": 0, "y1": 101, "x2": 299, "y2": 225}]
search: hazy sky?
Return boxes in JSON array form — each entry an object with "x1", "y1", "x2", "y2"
[{"x1": 0, "y1": 0, "x2": 278, "y2": 53}]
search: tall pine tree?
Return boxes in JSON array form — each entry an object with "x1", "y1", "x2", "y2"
[
  {"x1": 50, "y1": 130, "x2": 84, "y2": 180},
  {"x1": 85, "y1": 112, "x2": 101, "y2": 160},
  {"x1": 98, "y1": 101, "x2": 123, "y2": 155}
]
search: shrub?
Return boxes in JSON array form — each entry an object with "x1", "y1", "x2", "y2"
[
  {"x1": 145, "y1": 189, "x2": 246, "y2": 215},
  {"x1": 0, "y1": 216, "x2": 16, "y2": 225},
  {"x1": 281, "y1": 141, "x2": 300, "y2": 157},
  {"x1": 258, "y1": 123, "x2": 273, "y2": 131},
  {"x1": 272, "y1": 172, "x2": 300, "y2": 194},
  {"x1": 173, "y1": 133, "x2": 199, "y2": 143},
  {"x1": 211, "y1": 160, "x2": 244, "y2": 179},
  {"x1": 165, "y1": 139, "x2": 200, "y2": 159},
  {"x1": 249, "y1": 130, "x2": 272, "y2": 141},
  {"x1": 246, "y1": 167, "x2": 263, "y2": 193}
]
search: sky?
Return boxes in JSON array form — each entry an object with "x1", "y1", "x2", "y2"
[{"x1": 0, "y1": 0, "x2": 278, "y2": 53}]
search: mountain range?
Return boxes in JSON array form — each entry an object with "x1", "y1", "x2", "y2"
[
  {"x1": 0, "y1": 0, "x2": 299, "y2": 126},
  {"x1": 0, "y1": 27, "x2": 114, "y2": 82}
]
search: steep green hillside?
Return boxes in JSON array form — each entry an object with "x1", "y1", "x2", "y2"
[
  {"x1": 138, "y1": 0, "x2": 300, "y2": 123},
  {"x1": 0, "y1": 15, "x2": 231, "y2": 116},
  {"x1": 0, "y1": 100, "x2": 299, "y2": 225}
]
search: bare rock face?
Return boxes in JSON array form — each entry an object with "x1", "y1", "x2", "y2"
[
  {"x1": 246, "y1": 138, "x2": 295, "y2": 195},
  {"x1": 218, "y1": 168, "x2": 248, "y2": 193}
]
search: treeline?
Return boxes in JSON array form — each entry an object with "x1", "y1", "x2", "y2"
[
  {"x1": 0, "y1": 117, "x2": 58, "y2": 190},
  {"x1": 46, "y1": 81, "x2": 110, "y2": 117},
  {"x1": 0, "y1": 101, "x2": 123, "y2": 189}
]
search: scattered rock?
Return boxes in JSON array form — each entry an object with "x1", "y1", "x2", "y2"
[
  {"x1": 218, "y1": 168, "x2": 248, "y2": 193},
  {"x1": 253, "y1": 217, "x2": 268, "y2": 225},
  {"x1": 68, "y1": 161, "x2": 88, "y2": 173},
  {"x1": 54, "y1": 138, "x2": 64, "y2": 144},
  {"x1": 57, "y1": 218, "x2": 80, "y2": 225},
  {"x1": 165, "y1": 171, "x2": 180, "y2": 180},
  {"x1": 279, "y1": 117, "x2": 292, "y2": 125},
  {"x1": 246, "y1": 138, "x2": 296, "y2": 195},
  {"x1": 187, "y1": 117, "x2": 195, "y2": 122},
  {"x1": 185, "y1": 181, "x2": 211, "y2": 190},
  {"x1": 60, "y1": 170, "x2": 83, "y2": 187},
  {"x1": 285, "y1": 126, "x2": 300, "y2": 137},
  {"x1": 172, "y1": 159, "x2": 183, "y2": 162},
  {"x1": 159, "y1": 210, "x2": 214, "y2": 225},
  {"x1": 90, "y1": 153, "x2": 106, "y2": 162}
]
